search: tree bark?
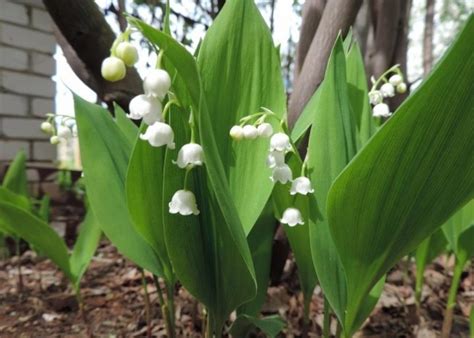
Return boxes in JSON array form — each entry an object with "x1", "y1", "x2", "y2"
[
  {"x1": 289, "y1": 0, "x2": 363, "y2": 127},
  {"x1": 43, "y1": 0, "x2": 142, "y2": 110},
  {"x1": 423, "y1": 0, "x2": 436, "y2": 75}
]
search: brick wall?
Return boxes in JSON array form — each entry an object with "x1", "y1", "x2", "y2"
[{"x1": 0, "y1": 0, "x2": 56, "y2": 163}]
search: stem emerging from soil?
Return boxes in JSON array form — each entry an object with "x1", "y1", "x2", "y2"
[
  {"x1": 140, "y1": 269, "x2": 152, "y2": 338},
  {"x1": 441, "y1": 256, "x2": 466, "y2": 338},
  {"x1": 16, "y1": 239, "x2": 23, "y2": 293},
  {"x1": 153, "y1": 275, "x2": 176, "y2": 338}
]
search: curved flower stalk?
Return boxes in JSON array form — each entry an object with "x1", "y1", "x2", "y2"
[{"x1": 368, "y1": 65, "x2": 407, "y2": 118}]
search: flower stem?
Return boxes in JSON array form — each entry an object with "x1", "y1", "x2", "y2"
[
  {"x1": 140, "y1": 269, "x2": 152, "y2": 338},
  {"x1": 162, "y1": 99, "x2": 180, "y2": 121},
  {"x1": 370, "y1": 64, "x2": 401, "y2": 91},
  {"x1": 153, "y1": 275, "x2": 176, "y2": 338}
]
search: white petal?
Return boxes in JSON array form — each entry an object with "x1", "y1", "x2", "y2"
[
  {"x1": 242, "y1": 125, "x2": 258, "y2": 139},
  {"x1": 168, "y1": 190, "x2": 200, "y2": 216},
  {"x1": 140, "y1": 121, "x2": 175, "y2": 148},
  {"x1": 257, "y1": 123, "x2": 273, "y2": 138},
  {"x1": 128, "y1": 94, "x2": 162, "y2": 124},
  {"x1": 229, "y1": 125, "x2": 244, "y2": 140},
  {"x1": 270, "y1": 164, "x2": 292, "y2": 184},
  {"x1": 389, "y1": 74, "x2": 403, "y2": 86},
  {"x1": 368, "y1": 90, "x2": 383, "y2": 105},
  {"x1": 372, "y1": 103, "x2": 391, "y2": 117},
  {"x1": 266, "y1": 151, "x2": 285, "y2": 169},
  {"x1": 270, "y1": 133, "x2": 291, "y2": 152},
  {"x1": 281, "y1": 208, "x2": 304, "y2": 227},
  {"x1": 143, "y1": 69, "x2": 171, "y2": 100},
  {"x1": 290, "y1": 176, "x2": 314, "y2": 195},
  {"x1": 380, "y1": 83, "x2": 395, "y2": 98},
  {"x1": 175, "y1": 143, "x2": 204, "y2": 169}
]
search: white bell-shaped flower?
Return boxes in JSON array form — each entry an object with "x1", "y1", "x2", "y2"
[
  {"x1": 169, "y1": 189, "x2": 200, "y2": 216},
  {"x1": 128, "y1": 94, "x2": 162, "y2": 125},
  {"x1": 50, "y1": 135, "x2": 60, "y2": 145},
  {"x1": 270, "y1": 164, "x2": 293, "y2": 184},
  {"x1": 242, "y1": 125, "x2": 258, "y2": 139},
  {"x1": 266, "y1": 151, "x2": 285, "y2": 169},
  {"x1": 116, "y1": 41, "x2": 138, "y2": 66},
  {"x1": 143, "y1": 69, "x2": 171, "y2": 100},
  {"x1": 57, "y1": 125, "x2": 72, "y2": 140},
  {"x1": 389, "y1": 74, "x2": 403, "y2": 86},
  {"x1": 396, "y1": 82, "x2": 407, "y2": 94},
  {"x1": 372, "y1": 103, "x2": 391, "y2": 118},
  {"x1": 41, "y1": 121, "x2": 53, "y2": 134},
  {"x1": 139, "y1": 121, "x2": 175, "y2": 149},
  {"x1": 368, "y1": 90, "x2": 383, "y2": 105},
  {"x1": 281, "y1": 207, "x2": 304, "y2": 227},
  {"x1": 290, "y1": 176, "x2": 314, "y2": 195},
  {"x1": 174, "y1": 143, "x2": 204, "y2": 169},
  {"x1": 270, "y1": 132, "x2": 292, "y2": 152},
  {"x1": 229, "y1": 125, "x2": 244, "y2": 140},
  {"x1": 380, "y1": 83, "x2": 395, "y2": 97},
  {"x1": 101, "y1": 56, "x2": 126, "y2": 82},
  {"x1": 257, "y1": 123, "x2": 273, "y2": 138}
]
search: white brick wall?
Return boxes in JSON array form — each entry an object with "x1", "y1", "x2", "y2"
[{"x1": 0, "y1": 0, "x2": 56, "y2": 163}]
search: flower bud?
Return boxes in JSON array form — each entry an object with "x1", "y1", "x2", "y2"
[
  {"x1": 169, "y1": 189, "x2": 200, "y2": 216},
  {"x1": 50, "y1": 135, "x2": 60, "y2": 145},
  {"x1": 242, "y1": 125, "x2": 258, "y2": 139},
  {"x1": 57, "y1": 125, "x2": 72, "y2": 140},
  {"x1": 389, "y1": 74, "x2": 403, "y2": 86},
  {"x1": 281, "y1": 207, "x2": 304, "y2": 227},
  {"x1": 368, "y1": 90, "x2": 383, "y2": 105},
  {"x1": 396, "y1": 82, "x2": 407, "y2": 94},
  {"x1": 116, "y1": 41, "x2": 138, "y2": 66},
  {"x1": 257, "y1": 123, "x2": 273, "y2": 138},
  {"x1": 128, "y1": 94, "x2": 162, "y2": 125},
  {"x1": 270, "y1": 132, "x2": 292, "y2": 152},
  {"x1": 372, "y1": 103, "x2": 391, "y2": 118},
  {"x1": 101, "y1": 56, "x2": 126, "y2": 82},
  {"x1": 143, "y1": 69, "x2": 171, "y2": 100},
  {"x1": 139, "y1": 121, "x2": 175, "y2": 149},
  {"x1": 41, "y1": 121, "x2": 53, "y2": 134},
  {"x1": 174, "y1": 143, "x2": 204, "y2": 169},
  {"x1": 380, "y1": 83, "x2": 395, "y2": 98},
  {"x1": 270, "y1": 164, "x2": 292, "y2": 184},
  {"x1": 229, "y1": 125, "x2": 244, "y2": 140},
  {"x1": 290, "y1": 176, "x2": 314, "y2": 195}
]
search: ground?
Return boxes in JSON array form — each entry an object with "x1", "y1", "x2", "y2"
[{"x1": 0, "y1": 241, "x2": 472, "y2": 337}]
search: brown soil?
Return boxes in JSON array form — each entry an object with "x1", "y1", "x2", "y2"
[{"x1": 0, "y1": 242, "x2": 472, "y2": 337}]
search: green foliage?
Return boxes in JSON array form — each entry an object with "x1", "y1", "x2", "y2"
[
  {"x1": 230, "y1": 314, "x2": 285, "y2": 338},
  {"x1": 326, "y1": 16, "x2": 474, "y2": 335},
  {"x1": 2, "y1": 150, "x2": 28, "y2": 197}
]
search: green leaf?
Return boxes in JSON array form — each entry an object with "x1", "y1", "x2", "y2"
[
  {"x1": 442, "y1": 200, "x2": 474, "y2": 254},
  {"x1": 291, "y1": 88, "x2": 321, "y2": 143},
  {"x1": 197, "y1": 0, "x2": 286, "y2": 234},
  {"x1": 345, "y1": 42, "x2": 376, "y2": 147},
  {"x1": 457, "y1": 225, "x2": 474, "y2": 262},
  {"x1": 230, "y1": 314, "x2": 285, "y2": 338},
  {"x1": 74, "y1": 95, "x2": 163, "y2": 277},
  {"x1": 2, "y1": 149, "x2": 28, "y2": 197},
  {"x1": 125, "y1": 122, "x2": 173, "y2": 280},
  {"x1": 327, "y1": 17, "x2": 474, "y2": 335},
  {"x1": 0, "y1": 187, "x2": 30, "y2": 211},
  {"x1": 69, "y1": 209, "x2": 102, "y2": 288},
  {"x1": 307, "y1": 37, "x2": 357, "y2": 324},
  {"x1": 114, "y1": 102, "x2": 138, "y2": 145},
  {"x1": 0, "y1": 201, "x2": 73, "y2": 282}
]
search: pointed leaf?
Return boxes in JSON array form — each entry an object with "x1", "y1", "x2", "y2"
[{"x1": 2, "y1": 150, "x2": 28, "y2": 197}]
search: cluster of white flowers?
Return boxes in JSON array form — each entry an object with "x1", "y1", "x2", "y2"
[
  {"x1": 40, "y1": 115, "x2": 77, "y2": 145},
  {"x1": 101, "y1": 28, "x2": 138, "y2": 82},
  {"x1": 229, "y1": 111, "x2": 314, "y2": 227},
  {"x1": 229, "y1": 122, "x2": 273, "y2": 141},
  {"x1": 368, "y1": 67, "x2": 407, "y2": 118}
]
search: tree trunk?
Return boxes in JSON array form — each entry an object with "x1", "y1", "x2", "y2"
[
  {"x1": 289, "y1": 0, "x2": 363, "y2": 127},
  {"x1": 423, "y1": 0, "x2": 436, "y2": 75},
  {"x1": 43, "y1": 0, "x2": 142, "y2": 111}
]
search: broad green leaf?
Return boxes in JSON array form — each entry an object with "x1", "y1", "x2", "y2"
[
  {"x1": 37, "y1": 195, "x2": 51, "y2": 222},
  {"x1": 0, "y1": 201, "x2": 73, "y2": 282},
  {"x1": 69, "y1": 209, "x2": 102, "y2": 288},
  {"x1": 0, "y1": 187, "x2": 30, "y2": 211},
  {"x1": 307, "y1": 37, "x2": 357, "y2": 324},
  {"x1": 415, "y1": 229, "x2": 447, "y2": 302},
  {"x1": 272, "y1": 153, "x2": 317, "y2": 303},
  {"x1": 345, "y1": 42, "x2": 375, "y2": 147},
  {"x1": 74, "y1": 95, "x2": 163, "y2": 277},
  {"x1": 237, "y1": 203, "x2": 276, "y2": 317},
  {"x1": 2, "y1": 149, "x2": 28, "y2": 197},
  {"x1": 327, "y1": 17, "x2": 474, "y2": 335},
  {"x1": 197, "y1": 0, "x2": 286, "y2": 234},
  {"x1": 130, "y1": 9, "x2": 258, "y2": 329},
  {"x1": 230, "y1": 314, "x2": 285, "y2": 338},
  {"x1": 126, "y1": 122, "x2": 173, "y2": 280},
  {"x1": 291, "y1": 88, "x2": 321, "y2": 143},
  {"x1": 114, "y1": 102, "x2": 138, "y2": 144},
  {"x1": 442, "y1": 200, "x2": 474, "y2": 254}
]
